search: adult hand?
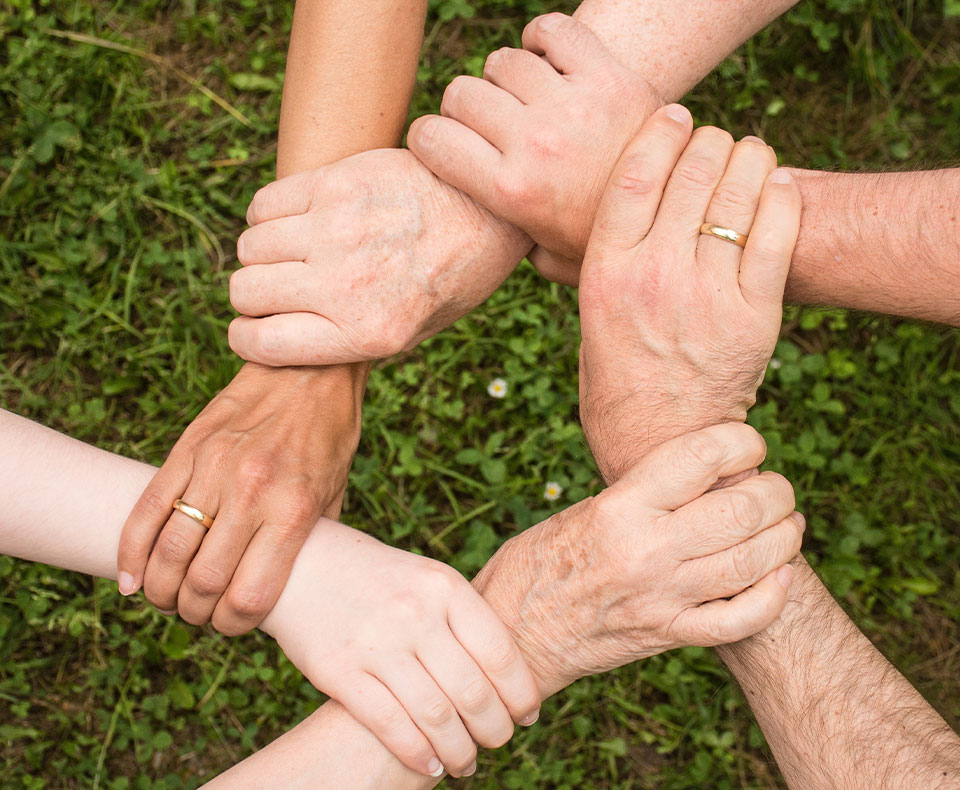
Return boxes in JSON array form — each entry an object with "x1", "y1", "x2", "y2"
[
  {"x1": 577, "y1": 107, "x2": 802, "y2": 481},
  {"x1": 228, "y1": 148, "x2": 532, "y2": 366},
  {"x1": 408, "y1": 13, "x2": 658, "y2": 286},
  {"x1": 261, "y1": 521, "x2": 541, "y2": 779},
  {"x1": 117, "y1": 362, "x2": 364, "y2": 635},
  {"x1": 473, "y1": 423, "x2": 803, "y2": 697}
]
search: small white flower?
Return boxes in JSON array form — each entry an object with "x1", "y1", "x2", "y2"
[
  {"x1": 487, "y1": 378, "x2": 508, "y2": 399},
  {"x1": 769, "y1": 358, "x2": 783, "y2": 370},
  {"x1": 543, "y1": 481, "x2": 563, "y2": 501}
]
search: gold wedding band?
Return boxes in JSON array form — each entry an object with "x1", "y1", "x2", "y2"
[
  {"x1": 172, "y1": 499, "x2": 215, "y2": 529},
  {"x1": 700, "y1": 222, "x2": 748, "y2": 248}
]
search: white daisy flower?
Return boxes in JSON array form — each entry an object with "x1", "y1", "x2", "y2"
[
  {"x1": 543, "y1": 481, "x2": 563, "y2": 501},
  {"x1": 487, "y1": 378, "x2": 508, "y2": 399}
]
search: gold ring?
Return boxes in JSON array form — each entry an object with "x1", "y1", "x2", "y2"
[
  {"x1": 700, "y1": 222, "x2": 748, "y2": 248},
  {"x1": 172, "y1": 499, "x2": 215, "y2": 529}
]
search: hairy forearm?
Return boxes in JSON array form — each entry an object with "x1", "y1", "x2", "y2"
[
  {"x1": 786, "y1": 168, "x2": 960, "y2": 325},
  {"x1": 573, "y1": 0, "x2": 798, "y2": 99},
  {"x1": 717, "y1": 558, "x2": 960, "y2": 789},
  {"x1": 278, "y1": 0, "x2": 427, "y2": 177}
]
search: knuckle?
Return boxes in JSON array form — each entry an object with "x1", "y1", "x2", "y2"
[
  {"x1": 675, "y1": 154, "x2": 724, "y2": 189},
  {"x1": 710, "y1": 184, "x2": 756, "y2": 215},
  {"x1": 611, "y1": 164, "x2": 657, "y2": 199},
  {"x1": 369, "y1": 700, "x2": 410, "y2": 735},
  {"x1": 421, "y1": 697, "x2": 456, "y2": 729},
  {"x1": 727, "y1": 489, "x2": 763, "y2": 533},
  {"x1": 224, "y1": 584, "x2": 274, "y2": 622},
  {"x1": 185, "y1": 562, "x2": 231, "y2": 599},
  {"x1": 728, "y1": 539, "x2": 761, "y2": 588},
  {"x1": 483, "y1": 637, "x2": 519, "y2": 675},
  {"x1": 140, "y1": 488, "x2": 174, "y2": 519},
  {"x1": 154, "y1": 528, "x2": 197, "y2": 566},
  {"x1": 458, "y1": 676, "x2": 494, "y2": 715},
  {"x1": 681, "y1": 430, "x2": 725, "y2": 470}
]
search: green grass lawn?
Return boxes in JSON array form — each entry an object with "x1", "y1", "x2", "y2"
[{"x1": 2, "y1": 1, "x2": 959, "y2": 787}]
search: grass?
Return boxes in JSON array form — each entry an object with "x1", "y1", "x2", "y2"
[{"x1": 1, "y1": 0, "x2": 959, "y2": 787}]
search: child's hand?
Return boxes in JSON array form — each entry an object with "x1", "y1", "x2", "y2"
[
  {"x1": 260, "y1": 524, "x2": 540, "y2": 779},
  {"x1": 577, "y1": 109, "x2": 801, "y2": 481},
  {"x1": 408, "y1": 12, "x2": 657, "y2": 284}
]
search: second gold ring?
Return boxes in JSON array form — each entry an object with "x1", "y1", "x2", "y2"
[
  {"x1": 172, "y1": 499, "x2": 215, "y2": 529},
  {"x1": 700, "y1": 222, "x2": 748, "y2": 248}
]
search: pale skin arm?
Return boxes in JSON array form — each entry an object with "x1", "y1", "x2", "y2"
[{"x1": 0, "y1": 409, "x2": 799, "y2": 789}]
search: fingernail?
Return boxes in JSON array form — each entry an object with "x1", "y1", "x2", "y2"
[
  {"x1": 428, "y1": 758, "x2": 444, "y2": 777},
  {"x1": 792, "y1": 512, "x2": 806, "y2": 531},
  {"x1": 236, "y1": 235, "x2": 245, "y2": 260},
  {"x1": 664, "y1": 104, "x2": 690, "y2": 124},
  {"x1": 117, "y1": 572, "x2": 138, "y2": 596},
  {"x1": 769, "y1": 168, "x2": 792, "y2": 184},
  {"x1": 520, "y1": 710, "x2": 540, "y2": 727},
  {"x1": 463, "y1": 761, "x2": 477, "y2": 777},
  {"x1": 776, "y1": 565, "x2": 794, "y2": 589},
  {"x1": 158, "y1": 608, "x2": 177, "y2": 616}
]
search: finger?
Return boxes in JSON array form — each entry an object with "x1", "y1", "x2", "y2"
[
  {"x1": 482, "y1": 46, "x2": 563, "y2": 103},
  {"x1": 407, "y1": 115, "x2": 502, "y2": 206},
  {"x1": 441, "y1": 75, "x2": 523, "y2": 149},
  {"x1": 528, "y1": 246, "x2": 581, "y2": 287},
  {"x1": 229, "y1": 262, "x2": 316, "y2": 317},
  {"x1": 739, "y1": 168, "x2": 802, "y2": 310},
  {"x1": 210, "y1": 519, "x2": 307, "y2": 636},
  {"x1": 417, "y1": 636, "x2": 515, "y2": 749},
  {"x1": 654, "y1": 125, "x2": 735, "y2": 258},
  {"x1": 685, "y1": 512, "x2": 805, "y2": 600},
  {"x1": 245, "y1": 169, "x2": 327, "y2": 226},
  {"x1": 698, "y1": 137, "x2": 778, "y2": 285},
  {"x1": 674, "y1": 564, "x2": 795, "y2": 647},
  {"x1": 521, "y1": 13, "x2": 610, "y2": 77},
  {"x1": 176, "y1": 502, "x2": 259, "y2": 626},
  {"x1": 142, "y1": 479, "x2": 219, "y2": 611},
  {"x1": 374, "y1": 659, "x2": 478, "y2": 778},
  {"x1": 335, "y1": 672, "x2": 444, "y2": 778},
  {"x1": 449, "y1": 596, "x2": 541, "y2": 727},
  {"x1": 679, "y1": 471, "x2": 796, "y2": 557},
  {"x1": 588, "y1": 104, "x2": 693, "y2": 253},
  {"x1": 228, "y1": 313, "x2": 358, "y2": 367},
  {"x1": 236, "y1": 215, "x2": 314, "y2": 265},
  {"x1": 118, "y1": 456, "x2": 192, "y2": 595},
  {"x1": 626, "y1": 422, "x2": 768, "y2": 511}
]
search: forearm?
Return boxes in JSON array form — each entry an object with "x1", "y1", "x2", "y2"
[
  {"x1": 786, "y1": 168, "x2": 960, "y2": 325},
  {"x1": 717, "y1": 558, "x2": 960, "y2": 789},
  {"x1": 278, "y1": 0, "x2": 427, "y2": 177},
  {"x1": 573, "y1": 0, "x2": 797, "y2": 99},
  {"x1": 0, "y1": 409, "x2": 431, "y2": 787}
]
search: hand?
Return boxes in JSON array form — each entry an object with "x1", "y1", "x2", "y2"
[
  {"x1": 473, "y1": 423, "x2": 804, "y2": 697},
  {"x1": 577, "y1": 107, "x2": 802, "y2": 481},
  {"x1": 261, "y1": 521, "x2": 541, "y2": 779},
  {"x1": 408, "y1": 13, "x2": 659, "y2": 286},
  {"x1": 117, "y1": 362, "x2": 364, "y2": 634},
  {"x1": 227, "y1": 148, "x2": 532, "y2": 366}
]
